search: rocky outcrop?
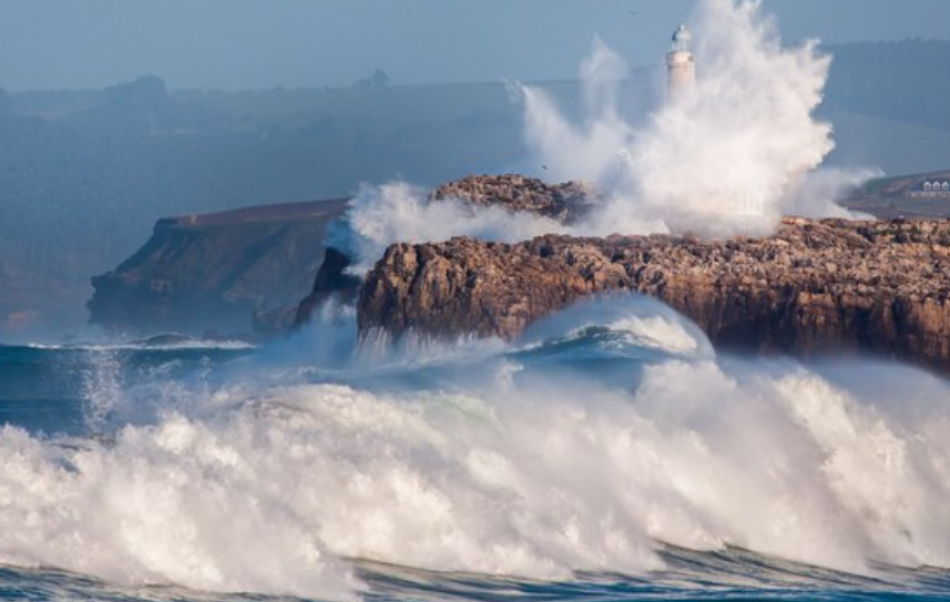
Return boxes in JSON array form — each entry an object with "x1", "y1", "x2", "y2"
[
  {"x1": 89, "y1": 199, "x2": 348, "y2": 336},
  {"x1": 293, "y1": 175, "x2": 597, "y2": 326},
  {"x1": 430, "y1": 174, "x2": 597, "y2": 223},
  {"x1": 359, "y1": 217, "x2": 950, "y2": 370},
  {"x1": 294, "y1": 247, "x2": 362, "y2": 327}
]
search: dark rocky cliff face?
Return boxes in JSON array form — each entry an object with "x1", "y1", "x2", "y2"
[
  {"x1": 88, "y1": 199, "x2": 348, "y2": 336},
  {"x1": 359, "y1": 218, "x2": 950, "y2": 370},
  {"x1": 293, "y1": 247, "x2": 362, "y2": 327}
]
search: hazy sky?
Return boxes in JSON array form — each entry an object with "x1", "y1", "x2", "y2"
[{"x1": 1, "y1": 0, "x2": 947, "y2": 91}]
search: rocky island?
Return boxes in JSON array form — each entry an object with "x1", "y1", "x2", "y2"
[
  {"x1": 293, "y1": 174, "x2": 599, "y2": 326},
  {"x1": 89, "y1": 172, "x2": 950, "y2": 372},
  {"x1": 358, "y1": 217, "x2": 950, "y2": 370}
]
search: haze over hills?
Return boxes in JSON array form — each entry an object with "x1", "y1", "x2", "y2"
[
  {"x1": 820, "y1": 40, "x2": 950, "y2": 172},
  {"x1": 1, "y1": 39, "x2": 949, "y2": 339}
]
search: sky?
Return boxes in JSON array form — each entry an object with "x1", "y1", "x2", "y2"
[{"x1": 0, "y1": 0, "x2": 948, "y2": 91}]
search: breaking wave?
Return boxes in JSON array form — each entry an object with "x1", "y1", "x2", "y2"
[
  {"x1": 27, "y1": 339, "x2": 256, "y2": 353},
  {"x1": 523, "y1": 0, "x2": 870, "y2": 238},
  {"x1": 335, "y1": 0, "x2": 876, "y2": 270},
  {"x1": 0, "y1": 3, "x2": 932, "y2": 600},
  {"x1": 2, "y1": 297, "x2": 950, "y2": 600}
]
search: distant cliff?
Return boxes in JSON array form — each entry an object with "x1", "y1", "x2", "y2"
[
  {"x1": 843, "y1": 169, "x2": 950, "y2": 218},
  {"x1": 359, "y1": 218, "x2": 950, "y2": 371},
  {"x1": 89, "y1": 199, "x2": 348, "y2": 335}
]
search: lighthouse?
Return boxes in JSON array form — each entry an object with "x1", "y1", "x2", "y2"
[{"x1": 666, "y1": 24, "x2": 695, "y2": 99}]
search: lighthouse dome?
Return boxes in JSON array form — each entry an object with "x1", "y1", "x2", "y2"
[{"x1": 672, "y1": 24, "x2": 692, "y2": 52}]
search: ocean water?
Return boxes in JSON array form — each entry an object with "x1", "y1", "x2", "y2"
[{"x1": 1, "y1": 297, "x2": 949, "y2": 602}]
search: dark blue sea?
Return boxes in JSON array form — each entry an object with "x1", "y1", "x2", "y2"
[{"x1": 1, "y1": 297, "x2": 949, "y2": 601}]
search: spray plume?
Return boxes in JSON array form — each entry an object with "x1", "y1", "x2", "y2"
[
  {"x1": 525, "y1": 0, "x2": 868, "y2": 238},
  {"x1": 339, "y1": 182, "x2": 565, "y2": 272},
  {"x1": 337, "y1": 0, "x2": 875, "y2": 272}
]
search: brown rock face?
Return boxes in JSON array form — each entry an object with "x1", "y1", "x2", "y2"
[
  {"x1": 358, "y1": 218, "x2": 950, "y2": 370},
  {"x1": 430, "y1": 174, "x2": 597, "y2": 223},
  {"x1": 293, "y1": 174, "x2": 596, "y2": 327}
]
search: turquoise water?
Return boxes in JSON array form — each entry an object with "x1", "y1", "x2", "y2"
[{"x1": 1, "y1": 298, "x2": 949, "y2": 601}]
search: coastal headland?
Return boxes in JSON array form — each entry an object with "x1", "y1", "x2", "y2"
[
  {"x1": 358, "y1": 217, "x2": 950, "y2": 370},
  {"x1": 89, "y1": 173, "x2": 950, "y2": 370}
]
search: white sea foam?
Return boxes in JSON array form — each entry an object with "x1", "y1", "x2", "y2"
[
  {"x1": 2, "y1": 302, "x2": 950, "y2": 600},
  {"x1": 28, "y1": 340, "x2": 256, "y2": 352},
  {"x1": 607, "y1": 316, "x2": 700, "y2": 354},
  {"x1": 0, "y1": 2, "x2": 914, "y2": 598}
]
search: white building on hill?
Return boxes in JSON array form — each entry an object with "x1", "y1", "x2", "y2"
[{"x1": 911, "y1": 179, "x2": 950, "y2": 198}]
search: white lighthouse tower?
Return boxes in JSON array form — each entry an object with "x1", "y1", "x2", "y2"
[{"x1": 666, "y1": 24, "x2": 695, "y2": 99}]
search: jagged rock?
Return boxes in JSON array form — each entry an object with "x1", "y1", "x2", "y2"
[
  {"x1": 294, "y1": 247, "x2": 362, "y2": 327},
  {"x1": 430, "y1": 174, "x2": 597, "y2": 223},
  {"x1": 359, "y1": 217, "x2": 950, "y2": 371},
  {"x1": 293, "y1": 175, "x2": 595, "y2": 327}
]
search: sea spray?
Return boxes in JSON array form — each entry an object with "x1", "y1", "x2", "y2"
[
  {"x1": 341, "y1": 181, "x2": 564, "y2": 272},
  {"x1": 524, "y1": 0, "x2": 864, "y2": 238},
  {"x1": 0, "y1": 2, "x2": 925, "y2": 599},
  {"x1": 79, "y1": 348, "x2": 123, "y2": 431},
  {"x1": 2, "y1": 298, "x2": 950, "y2": 599},
  {"x1": 520, "y1": 37, "x2": 636, "y2": 186},
  {"x1": 337, "y1": 0, "x2": 872, "y2": 272}
]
